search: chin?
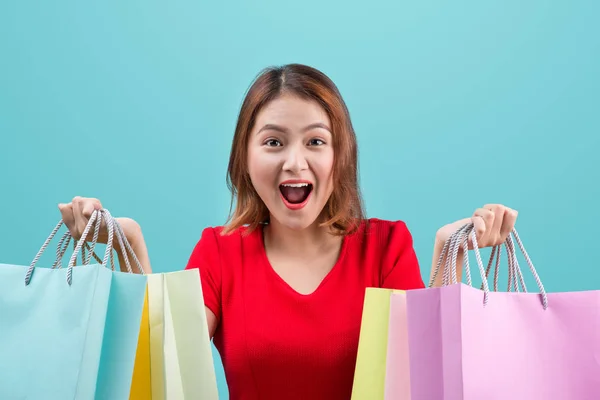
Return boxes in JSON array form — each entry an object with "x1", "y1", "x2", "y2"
[
  {"x1": 264, "y1": 190, "x2": 329, "y2": 231},
  {"x1": 270, "y1": 207, "x2": 322, "y2": 231},
  {"x1": 278, "y1": 216, "x2": 315, "y2": 231}
]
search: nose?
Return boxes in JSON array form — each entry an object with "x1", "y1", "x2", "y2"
[{"x1": 282, "y1": 144, "x2": 308, "y2": 174}]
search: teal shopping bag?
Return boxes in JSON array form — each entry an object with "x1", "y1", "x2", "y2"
[
  {"x1": 0, "y1": 209, "x2": 147, "y2": 399},
  {"x1": 95, "y1": 217, "x2": 147, "y2": 400}
]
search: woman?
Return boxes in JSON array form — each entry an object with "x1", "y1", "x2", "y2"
[{"x1": 59, "y1": 63, "x2": 517, "y2": 399}]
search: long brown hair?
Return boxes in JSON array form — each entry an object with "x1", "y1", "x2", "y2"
[{"x1": 223, "y1": 63, "x2": 365, "y2": 235}]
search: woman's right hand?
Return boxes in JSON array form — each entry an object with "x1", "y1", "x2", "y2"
[
  {"x1": 58, "y1": 196, "x2": 151, "y2": 273},
  {"x1": 58, "y1": 196, "x2": 140, "y2": 244}
]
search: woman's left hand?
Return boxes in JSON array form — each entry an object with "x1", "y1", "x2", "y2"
[{"x1": 435, "y1": 204, "x2": 518, "y2": 249}]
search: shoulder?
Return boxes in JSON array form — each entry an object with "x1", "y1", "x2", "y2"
[
  {"x1": 346, "y1": 218, "x2": 424, "y2": 289},
  {"x1": 343, "y1": 217, "x2": 415, "y2": 267},
  {"x1": 184, "y1": 225, "x2": 260, "y2": 322},
  {"x1": 363, "y1": 217, "x2": 410, "y2": 233},
  {"x1": 185, "y1": 224, "x2": 261, "y2": 294},
  {"x1": 350, "y1": 217, "x2": 413, "y2": 248},
  {"x1": 187, "y1": 224, "x2": 260, "y2": 263}
]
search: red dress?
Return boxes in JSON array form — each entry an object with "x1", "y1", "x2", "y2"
[{"x1": 185, "y1": 218, "x2": 425, "y2": 399}]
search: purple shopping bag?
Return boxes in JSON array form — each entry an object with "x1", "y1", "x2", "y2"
[
  {"x1": 384, "y1": 292, "x2": 411, "y2": 400},
  {"x1": 406, "y1": 224, "x2": 600, "y2": 400}
]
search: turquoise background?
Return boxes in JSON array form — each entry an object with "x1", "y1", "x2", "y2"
[{"x1": 1, "y1": 1, "x2": 598, "y2": 397}]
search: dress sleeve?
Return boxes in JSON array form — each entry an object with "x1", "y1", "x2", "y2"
[
  {"x1": 184, "y1": 227, "x2": 223, "y2": 322},
  {"x1": 380, "y1": 221, "x2": 426, "y2": 290}
]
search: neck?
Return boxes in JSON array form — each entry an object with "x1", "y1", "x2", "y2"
[{"x1": 263, "y1": 217, "x2": 341, "y2": 258}]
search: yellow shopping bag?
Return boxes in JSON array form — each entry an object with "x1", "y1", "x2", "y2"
[
  {"x1": 129, "y1": 287, "x2": 152, "y2": 399},
  {"x1": 351, "y1": 287, "x2": 403, "y2": 400}
]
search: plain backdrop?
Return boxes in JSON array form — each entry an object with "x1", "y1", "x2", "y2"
[{"x1": 1, "y1": 1, "x2": 599, "y2": 397}]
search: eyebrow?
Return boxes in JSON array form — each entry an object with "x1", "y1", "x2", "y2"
[{"x1": 257, "y1": 122, "x2": 331, "y2": 134}]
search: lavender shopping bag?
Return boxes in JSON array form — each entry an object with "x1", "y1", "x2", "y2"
[
  {"x1": 383, "y1": 291, "x2": 411, "y2": 400},
  {"x1": 406, "y1": 223, "x2": 600, "y2": 400},
  {"x1": 384, "y1": 229, "x2": 511, "y2": 400}
]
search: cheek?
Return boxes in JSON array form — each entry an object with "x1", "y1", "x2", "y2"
[
  {"x1": 246, "y1": 149, "x2": 258, "y2": 181},
  {"x1": 247, "y1": 148, "x2": 278, "y2": 188},
  {"x1": 247, "y1": 148, "x2": 265, "y2": 188},
  {"x1": 323, "y1": 149, "x2": 335, "y2": 177},
  {"x1": 312, "y1": 152, "x2": 335, "y2": 188}
]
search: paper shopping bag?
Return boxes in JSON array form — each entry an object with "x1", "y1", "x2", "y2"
[
  {"x1": 148, "y1": 269, "x2": 219, "y2": 400},
  {"x1": 148, "y1": 273, "x2": 166, "y2": 400},
  {"x1": 163, "y1": 279, "x2": 185, "y2": 399},
  {"x1": 129, "y1": 287, "x2": 152, "y2": 400},
  {"x1": 164, "y1": 269, "x2": 219, "y2": 399},
  {"x1": 0, "y1": 209, "x2": 146, "y2": 399},
  {"x1": 95, "y1": 270, "x2": 147, "y2": 399},
  {"x1": 406, "y1": 225, "x2": 600, "y2": 400},
  {"x1": 0, "y1": 263, "x2": 112, "y2": 399},
  {"x1": 91, "y1": 210, "x2": 148, "y2": 400},
  {"x1": 351, "y1": 287, "x2": 403, "y2": 400},
  {"x1": 384, "y1": 291, "x2": 411, "y2": 400}
]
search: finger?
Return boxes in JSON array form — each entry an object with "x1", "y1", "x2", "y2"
[
  {"x1": 58, "y1": 202, "x2": 76, "y2": 234},
  {"x1": 81, "y1": 198, "x2": 102, "y2": 219},
  {"x1": 470, "y1": 214, "x2": 486, "y2": 248},
  {"x1": 472, "y1": 208, "x2": 494, "y2": 245},
  {"x1": 484, "y1": 204, "x2": 505, "y2": 242},
  {"x1": 82, "y1": 198, "x2": 104, "y2": 235},
  {"x1": 72, "y1": 197, "x2": 89, "y2": 240},
  {"x1": 500, "y1": 207, "x2": 518, "y2": 239}
]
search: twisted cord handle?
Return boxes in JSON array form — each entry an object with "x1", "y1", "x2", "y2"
[
  {"x1": 430, "y1": 222, "x2": 548, "y2": 309},
  {"x1": 24, "y1": 208, "x2": 144, "y2": 285}
]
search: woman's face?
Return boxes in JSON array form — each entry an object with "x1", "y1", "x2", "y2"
[{"x1": 247, "y1": 93, "x2": 335, "y2": 231}]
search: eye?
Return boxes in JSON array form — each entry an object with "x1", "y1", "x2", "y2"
[
  {"x1": 308, "y1": 138, "x2": 325, "y2": 146},
  {"x1": 264, "y1": 139, "x2": 282, "y2": 147}
]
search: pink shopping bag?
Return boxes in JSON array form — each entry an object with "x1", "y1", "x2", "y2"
[
  {"x1": 384, "y1": 232, "x2": 510, "y2": 400},
  {"x1": 406, "y1": 224, "x2": 600, "y2": 400},
  {"x1": 384, "y1": 291, "x2": 411, "y2": 400}
]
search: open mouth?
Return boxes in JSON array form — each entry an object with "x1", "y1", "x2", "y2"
[{"x1": 279, "y1": 182, "x2": 313, "y2": 206}]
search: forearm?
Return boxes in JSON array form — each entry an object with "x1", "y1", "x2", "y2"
[
  {"x1": 429, "y1": 236, "x2": 464, "y2": 287},
  {"x1": 114, "y1": 218, "x2": 153, "y2": 274}
]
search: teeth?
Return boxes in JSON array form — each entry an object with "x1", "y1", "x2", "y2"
[{"x1": 281, "y1": 183, "x2": 309, "y2": 187}]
